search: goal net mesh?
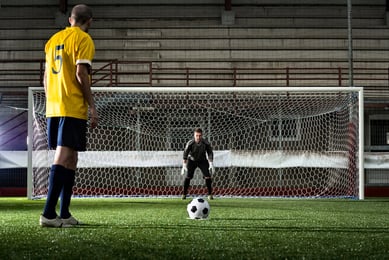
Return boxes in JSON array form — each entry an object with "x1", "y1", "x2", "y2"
[{"x1": 29, "y1": 87, "x2": 361, "y2": 198}]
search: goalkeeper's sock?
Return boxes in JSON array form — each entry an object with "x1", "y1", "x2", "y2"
[
  {"x1": 43, "y1": 164, "x2": 66, "y2": 219},
  {"x1": 205, "y1": 178, "x2": 212, "y2": 195},
  {"x1": 183, "y1": 178, "x2": 191, "y2": 195},
  {"x1": 60, "y1": 168, "x2": 75, "y2": 219}
]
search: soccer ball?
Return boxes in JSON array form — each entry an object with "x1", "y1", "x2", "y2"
[{"x1": 187, "y1": 197, "x2": 210, "y2": 219}]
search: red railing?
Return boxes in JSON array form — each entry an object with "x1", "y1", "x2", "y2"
[{"x1": 0, "y1": 59, "x2": 388, "y2": 88}]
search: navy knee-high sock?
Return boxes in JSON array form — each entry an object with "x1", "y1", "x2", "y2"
[
  {"x1": 60, "y1": 169, "x2": 75, "y2": 219},
  {"x1": 43, "y1": 164, "x2": 66, "y2": 219}
]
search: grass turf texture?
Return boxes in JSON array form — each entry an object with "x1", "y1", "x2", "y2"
[{"x1": 0, "y1": 198, "x2": 388, "y2": 259}]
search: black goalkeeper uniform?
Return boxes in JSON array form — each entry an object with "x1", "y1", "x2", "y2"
[{"x1": 183, "y1": 139, "x2": 214, "y2": 178}]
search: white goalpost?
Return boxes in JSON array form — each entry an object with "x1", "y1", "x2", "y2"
[{"x1": 28, "y1": 86, "x2": 364, "y2": 199}]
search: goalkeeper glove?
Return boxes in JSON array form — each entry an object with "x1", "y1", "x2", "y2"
[
  {"x1": 208, "y1": 162, "x2": 215, "y2": 174},
  {"x1": 181, "y1": 163, "x2": 188, "y2": 175}
]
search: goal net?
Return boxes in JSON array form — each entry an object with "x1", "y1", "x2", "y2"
[{"x1": 28, "y1": 87, "x2": 364, "y2": 199}]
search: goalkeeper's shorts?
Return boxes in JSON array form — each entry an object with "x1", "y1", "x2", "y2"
[{"x1": 187, "y1": 159, "x2": 211, "y2": 178}]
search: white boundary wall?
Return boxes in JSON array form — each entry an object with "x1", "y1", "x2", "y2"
[{"x1": 3, "y1": 150, "x2": 387, "y2": 169}]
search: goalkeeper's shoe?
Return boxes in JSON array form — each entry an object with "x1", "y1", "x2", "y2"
[
  {"x1": 208, "y1": 194, "x2": 214, "y2": 200},
  {"x1": 62, "y1": 216, "x2": 82, "y2": 227},
  {"x1": 40, "y1": 215, "x2": 63, "y2": 228},
  {"x1": 181, "y1": 194, "x2": 187, "y2": 200}
]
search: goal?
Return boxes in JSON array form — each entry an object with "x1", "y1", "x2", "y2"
[{"x1": 28, "y1": 87, "x2": 364, "y2": 199}]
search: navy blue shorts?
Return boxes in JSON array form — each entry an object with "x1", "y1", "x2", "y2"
[{"x1": 47, "y1": 117, "x2": 87, "y2": 151}]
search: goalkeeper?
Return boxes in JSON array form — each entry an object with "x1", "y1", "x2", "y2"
[{"x1": 181, "y1": 127, "x2": 214, "y2": 200}]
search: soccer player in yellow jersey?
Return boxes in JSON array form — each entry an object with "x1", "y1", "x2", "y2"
[{"x1": 40, "y1": 4, "x2": 98, "y2": 228}]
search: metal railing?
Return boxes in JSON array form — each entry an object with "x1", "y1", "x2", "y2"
[{"x1": 0, "y1": 59, "x2": 388, "y2": 88}]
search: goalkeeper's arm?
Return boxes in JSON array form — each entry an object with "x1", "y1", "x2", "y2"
[
  {"x1": 205, "y1": 140, "x2": 214, "y2": 174},
  {"x1": 181, "y1": 159, "x2": 188, "y2": 175},
  {"x1": 208, "y1": 160, "x2": 214, "y2": 174}
]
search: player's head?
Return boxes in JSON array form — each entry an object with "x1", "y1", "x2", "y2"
[
  {"x1": 69, "y1": 4, "x2": 93, "y2": 32},
  {"x1": 194, "y1": 128, "x2": 203, "y2": 143}
]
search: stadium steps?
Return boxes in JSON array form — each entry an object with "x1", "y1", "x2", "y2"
[{"x1": 0, "y1": 0, "x2": 387, "y2": 100}]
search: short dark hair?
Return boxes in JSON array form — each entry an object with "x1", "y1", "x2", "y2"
[
  {"x1": 71, "y1": 4, "x2": 93, "y2": 25},
  {"x1": 194, "y1": 127, "x2": 203, "y2": 134}
]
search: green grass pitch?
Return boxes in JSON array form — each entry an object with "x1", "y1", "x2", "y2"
[{"x1": 0, "y1": 197, "x2": 389, "y2": 259}]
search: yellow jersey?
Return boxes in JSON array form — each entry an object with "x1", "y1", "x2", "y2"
[{"x1": 45, "y1": 26, "x2": 95, "y2": 120}]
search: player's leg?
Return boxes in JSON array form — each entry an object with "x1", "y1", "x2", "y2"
[
  {"x1": 41, "y1": 117, "x2": 85, "y2": 227},
  {"x1": 41, "y1": 117, "x2": 63, "y2": 226},
  {"x1": 57, "y1": 147, "x2": 77, "y2": 220},
  {"x1": 182, "y1": 160, "x2": 196, "y2": 199},
  {"x1": 43, "y1": 145, "x2": 76, "y2": 215},
  {"x1": 199, "y1": 160, "x2": 213, "y2": 199},
  {"x1": 42, "y1": 163, "x2": 66, "y2": 218},
  {"x1": 56, "y1": 117, "x2": 86, "y2": 224}
]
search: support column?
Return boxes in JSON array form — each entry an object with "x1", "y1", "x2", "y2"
[
  {"x1": 55, "y1": 0, "x2": 69, "y2": 28},
  {"x1": 222, "y1": 0, "x2": 235, "y2": 25},
  {"x1": 386, "y1": 0, "x2": 389, "y2": 26}
]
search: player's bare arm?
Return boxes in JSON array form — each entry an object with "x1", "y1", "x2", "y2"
[
  {"x1": 76, "y1": 63, "x2": 98, "y2": 128},
  {"x1": 43, "y1": 69, "x2": 47, "y2": 94}
]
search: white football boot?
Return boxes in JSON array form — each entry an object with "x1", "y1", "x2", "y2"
[
  {"x1": 61, "y1": 216, "x2": 82, "y2": 227},
  {"x1": 39, "y1": 215, "x2": 63, "y2": 228}
]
